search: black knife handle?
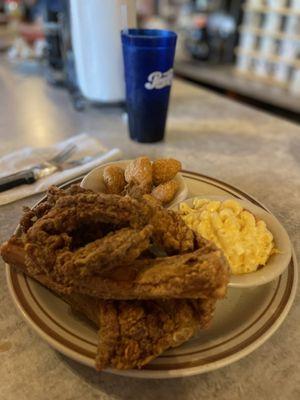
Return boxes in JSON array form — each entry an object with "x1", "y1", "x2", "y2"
[{"x1": 0, "y1": 169, "x2": 36, "y2": 192}]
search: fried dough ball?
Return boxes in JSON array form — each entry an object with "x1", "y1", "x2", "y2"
[
  {"x1": 123, "y1": 181, "x2": 150, "y2": 199},
  {"x1": 152, "y1": 159, "x2": 181, "y2": 185},
  {"x1": 151, "y1": 180, "x2": 179, "y2": 205},
  {"x1": 125, "y1": 157, "x2": 152, "y2": 193},
  {"x1": 103, "y1": 165, "x2": 126, "y2": 194}
]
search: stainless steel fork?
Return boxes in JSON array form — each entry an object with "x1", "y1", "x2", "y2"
[{"x1": 0, "y1": 143, "x2": 77, "y2": 193}]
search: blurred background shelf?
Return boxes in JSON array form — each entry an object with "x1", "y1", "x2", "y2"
[
  {"x1": 175, "y1": 60, "x2": 300, "y2": 117},
  {"x1": 236, "y1": 0, "x2": 300, "y2": 101},
  {"x1": 239, "y1": 26, "x2": 300, "y2": 42},
  {"x1": 235, "y1": 47, "x2": 300, "y2": 68},
  {"x1": 244, "y1": 5, "x2": 300, "y2": 17}
]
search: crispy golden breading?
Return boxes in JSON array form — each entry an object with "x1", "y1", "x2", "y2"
[
  {"x1": 17, "y1": 191, "x2": 153, "y2": 277},
  {"x1": 103, "y1": 165, "x2": 126, "y2": 194},
  {"x1": 124, "y1": 156, "x2": 152, "y2": 193},
  {"x1": 27, "y1": 191, "x2": 152, "y2": 235},
  {"x1": 147, "y1": 206, "x2": 195, "y2": 254},
  {"x1": 123, "y1": 181, "x2": 150, "y2": 198},
  {"x1": 152, "y1": 158, "x2": 181, "y2": 185},
  {"x1": 1, "y1": 236, "x2": 227, "y2": 371},
  {"x1": 0, "y1": 183, "x2": 230, "y2": 371},
  {"x1": 0, "y1": 242, "x2": 218, "y2": 371},
  {"x1": 96, "y1": 299, "x2": 201, "y2": 370},
  {"x1": 1, "y1": 239, "x2": 229, "y2": 300},
  {"x1": 151, "y1": 180, "x2": 179, "y2": 205},
  {"x1": 20, "y1": 186, "x2": 195, "y2": 265},
  {"x1": 20, "y1": 185, "x2": 89, "y2": 233},
  {"x1": 64, "y1": 296, "x2": 217, "y2": 370},
  {"x1": 57, "y1": 225, "x2": 153, "y2": 278},
  {"x1": 75, "y1": 246, "x2": 229, "y2": 300}
]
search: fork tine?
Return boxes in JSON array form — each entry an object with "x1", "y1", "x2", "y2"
[{"x1": 48, "y1": 144, "x2": 77, "y2": 165}]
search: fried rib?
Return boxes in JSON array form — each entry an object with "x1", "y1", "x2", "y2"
[
  {"x1": 61, "y1": 296, "x2": 217, "y2": 370},
  {"x1": 22, "y1": 185, "x2": 195, "y2": 259},
  {"x1": 149, "y1": 207, "x2": 195, "y2": 254},
  {"x1": 0, "y1": 184, "x2": 230, "y2": 371},
  {"x1": 16, "y1": 185, "x2": 196, "y2": 283},
  {"x1": 63, "y1": 295, "x2": 216, "y2": 370},
  {"x1": 61, "y1": 294, "x2": 216, "y2": 370},
  {"x1": 19, "y1": 190, "x2": 153, "y2": 276},
  {"x1": 1, "y1": 240, "x2": 229, "y2": 300},
  {"x1": 22, "y1": 186, "x2": 153, "y2": 245},
  {"x1": 20, "y1": 185, "x2": 89, "y2": 233},
  {"x1": 0, "y1": 242, "x2": 219, "y2": 370},
  {"x1": 75, "y1": 245, "x2": 229, "y2": 300},
  {"x1": 96, "y1": 299, "x2": 200, "y2": 370},
  {"x1": 57, "y1": 225, "x2": 153, "y2": 278},
  {"x1": 25, "y1": 224, "x2": 153, "y2": 278},
  {"x1": 28, "y1": 192, "x2": 152, "y2": 234}
]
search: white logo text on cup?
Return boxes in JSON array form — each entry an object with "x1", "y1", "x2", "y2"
[{"x1": 145, "y1": 69, "x2": 173, "y2": 90}]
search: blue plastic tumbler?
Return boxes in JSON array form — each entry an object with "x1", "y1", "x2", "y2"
[{"x1": 121, "y1": 29, "x2": 177, "y2": 143}]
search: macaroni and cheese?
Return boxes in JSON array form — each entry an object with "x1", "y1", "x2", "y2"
[{"x1": 179, "y1": 198, "x2": 276, "y2": 275}]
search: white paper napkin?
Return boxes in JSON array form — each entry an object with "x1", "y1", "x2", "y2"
[{"x1": 0, "y1": 133, "x2": 123, "y2": 206}]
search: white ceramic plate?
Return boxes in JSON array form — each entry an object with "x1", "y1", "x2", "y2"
[
  {"x1": 172, "y1": 195, "x2": 292, "y2": 288},
  {"x1": 5, "y1": 171, "x2": 298, "y2": 379},
  {"x1": 80, "y1": 160, "x2": 188, "y2": 207}
]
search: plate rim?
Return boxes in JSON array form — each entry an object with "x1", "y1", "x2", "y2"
[{"x1": 5, "y1": 171, "x2": 298, "y2": 379}]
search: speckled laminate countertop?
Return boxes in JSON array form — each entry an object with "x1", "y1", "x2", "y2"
[{"x1": 0, "y1": 59, "x2": 299, "y2": 400}]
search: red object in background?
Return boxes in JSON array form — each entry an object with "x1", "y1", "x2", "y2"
[
  {"x1": 4, "y1": 0, "x2": 45, "y2": 44},
  {"x1": 18, "y1": 22, "x2": 44, "y2": 44}
]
